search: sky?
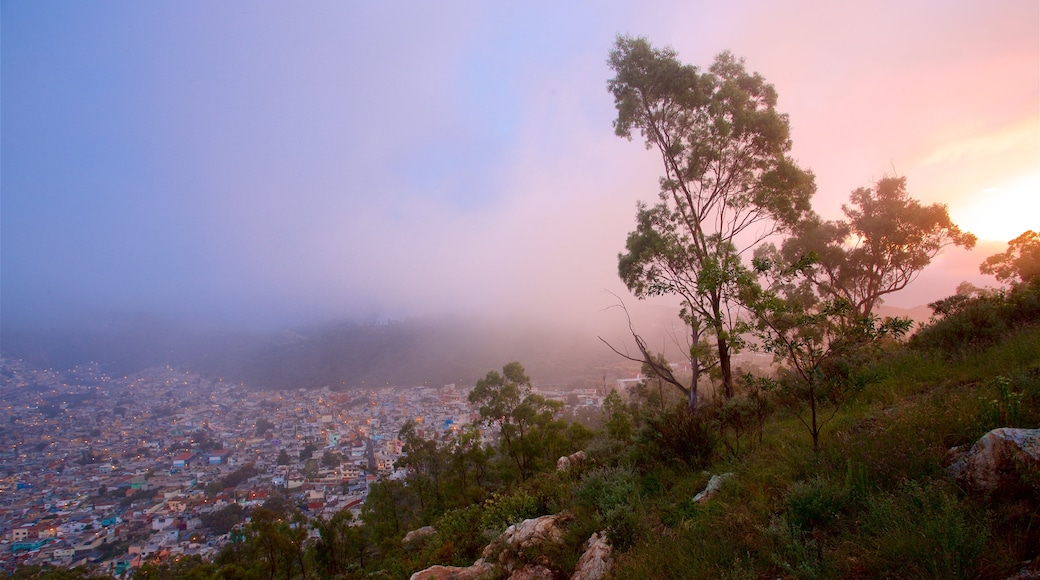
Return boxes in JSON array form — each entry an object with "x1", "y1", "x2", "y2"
[{"x1": 2, "y1": 0, "x2": 1038, "y2": 333}]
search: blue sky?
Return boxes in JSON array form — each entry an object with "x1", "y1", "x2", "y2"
[{"x1": 3, "y1": 1, "x2": 1037, "y2": 331}]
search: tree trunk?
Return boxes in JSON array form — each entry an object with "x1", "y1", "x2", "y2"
[
  {"x1": 717, "y1": 335, "x2": 733, "y2": 399},
  {"x1": 688, "y1": 325, "x2": 700, "y2": 412}
]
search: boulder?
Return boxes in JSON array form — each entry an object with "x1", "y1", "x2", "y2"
[
  {"x1": 692, "y1": 472, "x2": 735, "y2": 503},
  {"x1": 570, "y1": 531, "x2": 612, "y2": 580},
  {"x1": 409, "y1": 559, "x2": 495, "y2": 580},
  {"x1": 412, "y1": 513, "x2": 570, "y2": 580},
  {"x1": 508, "y1": 563, "x2": 555, "y2": 579},
  {"x1": 947, "y1": 428, "x2": 1040, "y2": 495},
  {"x1": 483, "y1": 513, "x2": 570, "y2": 573},
  {"x1": 557, "y1": 451, "x2": 586, "y2": 472},
  {"x1": 403, "y1": 525, "x2": 437, "y2": 545}
]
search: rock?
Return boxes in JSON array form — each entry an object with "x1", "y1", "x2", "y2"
[
  {"x1": 570, "y1": 531, "x2": 612, "y2": 580},
  {"x1": 947, "y1": 428, "x2": 1040, "y2": 495},
  {"x1": 403, "y1": 525, "x2": 437, "y2": 545},
  {"x1": 409, "y1": 558, "x2": 495, "y2": 580},
  {"x1": 413, "y1": 513, "x2": 570, "y2": 580},
  {"x1": 557, "y1": 451, "x2": 586, "y2": 472},
  {"x1": 483, "y1": 513, "x2": 570, "y2": 572},
  {"x1": 692, "y1": 472, "x2": 734, "y2": 503},
  {"x1": 508, "y1": 563, "x2": 555, "y2": 579}
]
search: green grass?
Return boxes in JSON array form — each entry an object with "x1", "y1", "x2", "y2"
[{"x1": 604, "y1": 326, "x2": 1040, "y2": 579}]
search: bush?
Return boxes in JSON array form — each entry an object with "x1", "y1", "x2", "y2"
[
  {"x1": 912, "y1": 281, "x2": 1040, "y2": 354},
  {"x1": 480, "y1": 489, "x2": 540, "y2": 532},
  {"x1": 575, "y1": 466, "x2": 643, "y2": 550},
  {"x1": 635, "y1": 403, "x2": 717, "y2": 468}
]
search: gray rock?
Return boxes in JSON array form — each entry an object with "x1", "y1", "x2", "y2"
[
  {"x1": 403, "y1": 525, "x2": 437, "y2": 545},
  {"x1": 409, "y1": 559, "x2": 495, "y2": 580},
  {"x1": 508, "y1": 563, "x2": 555, "y2": 579},
  {"x1": 692, "y1": 472, "x2": 735, "y2": 503},
  {"x1": 947, "y1": 428, "x2": 1040, "y2": 495},
  {"x1": 557, "y1": 450, "x2": 586, "y2": 472},
  {"x1": 570, "y1": 531, "x2": 612, "y2": 580},
  {"x1": 483, "y1": 513, "x2": 570, "y2": 572}
]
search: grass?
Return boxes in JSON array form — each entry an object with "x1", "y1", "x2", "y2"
[{"x1": 604, "y1": 326, "x2": 1040, "y2": 579}]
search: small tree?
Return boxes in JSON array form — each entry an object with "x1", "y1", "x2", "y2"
[
  {"x1": 468, "y1": 362, "x2": 567, "y2": 481},
  {"x1": 748, "y1": 248, "x2": 912, "y2": 451}
]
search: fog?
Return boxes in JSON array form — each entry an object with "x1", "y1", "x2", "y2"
[{"x1": 3, "y1": 2, "x2": 1037, "y2": 366}]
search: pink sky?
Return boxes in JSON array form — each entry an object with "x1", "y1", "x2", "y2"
[{"x1": 4, "y1": 1, "x2": 1037, "y2": 330}]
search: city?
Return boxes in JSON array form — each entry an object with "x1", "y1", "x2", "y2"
[{"x1": 0, "y1": 358, "x2": 610, "y2": 575}]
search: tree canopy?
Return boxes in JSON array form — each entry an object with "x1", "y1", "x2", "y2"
[
  {"x1": 781, "y1": 176, "x2": 976, "y2": 318},
  {"x1": 981, "y1": 229, "x2": 1040, "y2": 285},
  {"x1": 608, "y1": 36, "x2": 816, "y2": 404}
]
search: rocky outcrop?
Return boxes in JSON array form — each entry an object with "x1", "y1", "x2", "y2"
[
  {"x1": 947, "y1": 427, "x2": 1040, "y2": 495},
  {"x1": 570, "y1": 531, "x2": 612, "y2": 580},
  {"x1": 692, "y1": 472, "x2": 735, "y2": 503},
  {"x1": 483, "y1": 513, "x2": 570, "y2": 572},
  {"x1": 557, "y1": 451, "x2": 586, "y2": 472},
  {"x1": 404, "y1": 525, "x2": 437, "y2": 545},
  {"x1": 411, "y1": 513, "x2": 571, "y2": 580},
  {"x1": 409, "y1": 559, "x2": 495, "y2": 580},
  {"x1": 508, "y1": 563, "x2": 555, "y2": 579}
]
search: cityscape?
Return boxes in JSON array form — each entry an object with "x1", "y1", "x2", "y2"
[{"x1": 0, "y1": 358, "x2": 610, "y2": 575}]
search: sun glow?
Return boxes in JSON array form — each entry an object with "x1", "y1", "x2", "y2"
[{"x1": 951, "y1": 173, "x2": 1040, "y2": 242}]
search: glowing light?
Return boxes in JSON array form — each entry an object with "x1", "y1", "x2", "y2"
[{"x1": 952, "y1": 173, "x2": 1040, "y2": 242}]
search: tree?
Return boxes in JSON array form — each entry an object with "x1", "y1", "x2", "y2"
[
  {"x1": 276, "y1": 449, "x2": 291, "y2": 466},
  {"x1": 468, "y1": 362, "x2": 567, "y2": 481},
  {"x1": 603, "y1": 391, "x2": 633, "y2": 444},
  {"x1": 255, "y1": 418, "x2": 275, "y2": 437},
  {"x1": 747, "y1": 247, "x2": 912, "y2": 451},
  {"x1": 312, "y1": 510, "x2": 371, "y2": 579},
  {"x1": 781, "y1": 176, "x2": 976, "y2": 318},
  {"x1": 395, "y1": 420, "x2": 446, "y2": 516},
  {"x1": 320, "y1": 449, "x2": 341, "y2": 468},
  {"x1": 981, "y1": 230, "x2": 1040, "y2": 286},
  {"x1": 608, "y1": 36, "x2": 815, "y2": 405}
]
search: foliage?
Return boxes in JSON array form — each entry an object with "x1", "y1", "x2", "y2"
[
  {"x1": 7, "y1": 566, "x2": 113, "y2": 580},
  {"x1": 468, "y1": 362, "x2": 574, "y2": 481},
  {"x1": 748, "y1": 246, "x2": 912, "y2": 451},
  {"x1": 575, "y1": 466, "x2": 644, "y2": 550},
  {"x1": 200, "y1": 502, "x2": 245, "y2": 535},
  {"x1": 254, "y1": 417, "x2": 274, "y2": 436},
  {"x1": 981, "y1": 229, "x2": 1040, "y2": 285},
  {"x1": 603, "y1": 390, "x2": 633, "y2": 444},
  {"x1": 712, "y1": 376, "x2": 772, "y2": 455},
  {"x1": 608, "y1": 35, "x2": 815, "y2": 404},
  {"x1": 634, "y1": 402, "x2": 717, "y2": 468},
  {"x1": 311, "y1": 510, "x2": 371, "y2": 579},
  {"x1": 913, "y1": 279, "x2": 1040, "y2": 353},
  {"x1": 479, "y1": 489, "x2": 541, "y2": 532},
  {"x1": 780, "y1": 175, "x2": 976, "y2": 318}
]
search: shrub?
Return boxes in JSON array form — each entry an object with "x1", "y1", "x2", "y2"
[
  {"x1": 912, "y1": 281, "x2": 1040, "y2": 354},
  {"x1": 635, "y1": 403, "x2": 717, "y2": 468},
  {"x1": 575, "y1": 466, "x2": 643, "y2": 550},
  {"x1": 479, "y1": 489, "x2": 540, "y2": 532}
]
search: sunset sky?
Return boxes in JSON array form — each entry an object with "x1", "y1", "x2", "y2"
[{"x1": 3, "y1": 1, "x2": 1037, "y2": 331}]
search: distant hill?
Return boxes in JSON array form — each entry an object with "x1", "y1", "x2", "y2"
[{"x1": 1, "y1": 311, "x2": 677, "y2": 391}]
